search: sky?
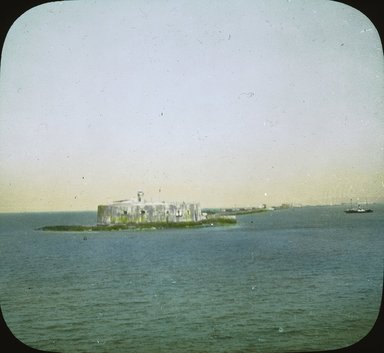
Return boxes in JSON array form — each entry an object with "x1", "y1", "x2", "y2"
[{"x1": 0, "y1": 0, "x2": 383, "y2": 212}]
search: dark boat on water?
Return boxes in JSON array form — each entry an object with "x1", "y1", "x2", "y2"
[
  {"x1": 344, "y1": 207, "x2": 373, "y2": 214},
  {"x1": 344, "y1": 201, "x2": 373, "y2": 214}
]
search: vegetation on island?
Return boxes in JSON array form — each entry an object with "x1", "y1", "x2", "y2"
[{"x1": 37, "y1": 217, "x2": 237, "y2": 232}]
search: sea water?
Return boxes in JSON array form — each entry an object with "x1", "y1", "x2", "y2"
[{"x1": 0, "y1": 205, "x2": 383, "y2": 353}]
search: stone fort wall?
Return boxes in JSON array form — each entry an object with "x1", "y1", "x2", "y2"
[{"x1": 97, "y1": 195, "x2": 203, "y2": 225}]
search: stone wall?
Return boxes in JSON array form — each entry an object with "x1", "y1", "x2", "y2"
[{"x1": 97, "y1": 200, "x2": 203, "y2": 225}]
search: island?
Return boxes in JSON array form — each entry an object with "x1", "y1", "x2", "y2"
[
  {"x1": 37, "y1": 217, "x2": 236, "y2": 232},
  {"x1": 37, "y1": 191, "x2": 238, "y2": 232}
]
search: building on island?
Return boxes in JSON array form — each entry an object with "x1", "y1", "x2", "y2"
[{"x1": 97, "y1": 191, "x2": 204, "y2": 225}]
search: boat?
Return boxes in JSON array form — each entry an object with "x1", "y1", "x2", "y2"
[
  {"x1": 344, "y1": 200, "x2": 373, "y2": 213},
  {"x1": 344, "y1": 207, "x2": 373, "y2": 213}
]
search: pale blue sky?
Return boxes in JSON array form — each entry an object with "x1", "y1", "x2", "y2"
[{"x1": 0, "y1": 0, "x2": 383, "y2": 211}]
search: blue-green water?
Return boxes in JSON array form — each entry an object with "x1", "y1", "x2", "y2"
[{"x1": 0, "y1": 205, "x2": 383, "y2": 353}]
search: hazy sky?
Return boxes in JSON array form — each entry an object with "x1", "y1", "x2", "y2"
[{"x1": 0, "y1": 0, "x2": 383, "y2": 212}]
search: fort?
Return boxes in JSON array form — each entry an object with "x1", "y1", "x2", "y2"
[
  {"x1": 37, "y1": 191, "x2": 237, "y2": 232},
  {"x1": 97, "y1": 191, "x2": 204, "y2": 225}
]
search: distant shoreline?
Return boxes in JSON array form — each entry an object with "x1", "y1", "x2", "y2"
[{"x1": 203, "y1": 208, "x2": 270, "y2": 216}]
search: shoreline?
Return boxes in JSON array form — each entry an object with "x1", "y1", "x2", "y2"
[{"x1": 37, "y1": 217, "x2": 237, "y2": 232}]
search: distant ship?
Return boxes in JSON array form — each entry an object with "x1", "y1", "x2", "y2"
[{"x1": 344, "y1": 201, "x2": 373, "y2": 214}]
